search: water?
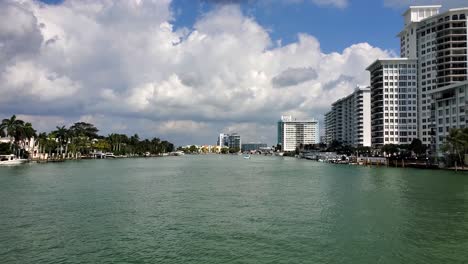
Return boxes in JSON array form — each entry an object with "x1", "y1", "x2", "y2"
[{"x1": 1, "y1": 155, "x2": 468, "y2": 263}]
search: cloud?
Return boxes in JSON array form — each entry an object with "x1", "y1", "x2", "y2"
[
  {"x1": 310, "y1": 0, "x2": 347, "y2": 8},
  {"x1": 384, "y1": 0, "x2": 467, "y2": 9},
  {"x1": 272, "y1": 67, "x2": 318, "y2": 88},
  {"x1": 0, "y1": 0, "x2": 391, "y2": 145},
  {"x1": 203, "y1": 0, "x2": 348, "y2": 8}
]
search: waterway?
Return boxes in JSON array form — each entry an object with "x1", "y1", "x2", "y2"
[{"x1": 1, "y1": 155, "x2": 468, "y2": 263}]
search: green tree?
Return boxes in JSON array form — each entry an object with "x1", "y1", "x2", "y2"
[
  {"x1": 229, "y1": 147, "x2": 240, "y2": 154},
  {"x1": 0, "y1": 115, "x2": 27, "y2": 156},
  {"x1": 53, "y1": 126, "x2": 69, "y2": 156},
  {"x1": 441, "y1": 128, "x2": 466, "y2": 167},
  {"x1": 0, "y1": 143, "x2": 11, "y2": 155},
  {"x1": 93, "y1": 139, "x2": 111, "y2": 151},
  {"x1": 382, "y1": 144, "x2": 399, "y2": 156},
  {"x1": 220, "y1": 147, "x2": 229, "y2": 154},
  {"x1": 409, "y1": 138, "x2": 426, "y2": 157},
  {"x1": 189, "y1": 145, "x2": 198, "y2": 153},
  {"x1": 69, "y1": 122, "x2": 99, "y2": 138}
]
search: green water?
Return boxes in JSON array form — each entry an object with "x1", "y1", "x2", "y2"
[{"x1": 1, "y1": 155, "x2": 468, "y2": 263}]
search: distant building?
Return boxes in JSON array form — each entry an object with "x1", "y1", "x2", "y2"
[
  {"x1": 217, "y1": 133, "x2": 229, "y2": 147},
  {"x1": 241, "y1": 143, "x2": 267, "y2": 152},
  {"x1": 217, "y1": 133, "x2": 241, "y2": 150},
  {"x1": 228, "y1": 133, "x2": 241, "y2": 150},
  {"x1": 277, "y1": 115, "x2": 320, "y2": 152},
  {"x1": 324, "y1": 111, "x2": 336, "y2": 145},
  {"x1": 324, "y1": 86, "x2": 372, "y2": 147}
]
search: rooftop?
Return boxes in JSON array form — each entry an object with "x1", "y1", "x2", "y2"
[
  {"x1": 402, "y1": 5, "x2": 442, "y2": 16},
  {"x1": 365, "y1": 58, "x2": 417, "y2": 71}
]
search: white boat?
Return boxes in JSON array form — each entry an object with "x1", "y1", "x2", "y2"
[
  {"x1": 105, "y1": 152, "x2": 116, "y2": 158},
  {"x1": 0, "y1": 154, "x2": 28, "y2": 165},
  {"x1": 243, "y1": 155, "x2": 251, "y2": 159}
]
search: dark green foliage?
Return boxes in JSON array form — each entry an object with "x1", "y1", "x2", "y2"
[
  {"x1": 1, "y1": 115, "x2": 175, "y2": 157},
  {"x1": 0, "y1": 143, "x2": 11, "y2": 155}
]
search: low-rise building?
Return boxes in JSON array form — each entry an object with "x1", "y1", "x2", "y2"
[{"x1": 241, "y1": 143, "x2": 267, "y2": 152}]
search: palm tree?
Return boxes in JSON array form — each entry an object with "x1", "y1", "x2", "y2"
[
  {"x1": 53, "y1": 126, "x2": 69, "y2": 156},
  {"x1": 0, "y1": 115, "x2": 25, "y2": 156},
  {"x1": 0, "y1": 115, "x2": 24, "y2": 138},
  {"x1": 442, "y1": 128, "x2": 465, "y2": 167},
  {"x1": 23, "y1": 123, "x2": 36, "y2": 140},
  {"x1": 37, "y1": 132, "x2": 48, "y2": 156}
]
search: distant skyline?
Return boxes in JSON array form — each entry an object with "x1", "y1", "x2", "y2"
[{"x1": 1, "y1": 0, "x2": 467, "y2": 146}]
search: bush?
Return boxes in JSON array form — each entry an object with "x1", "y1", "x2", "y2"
[{"x1": 0, "y1": 143, "x2": 11, "y2": 155}]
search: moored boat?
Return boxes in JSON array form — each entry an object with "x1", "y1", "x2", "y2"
[
  {"x1": 105, "y1": 152, "x2": 116, "y2": 158},
  {"x1": 0, "y1": 154, "x2": 28, "y2": 165}
]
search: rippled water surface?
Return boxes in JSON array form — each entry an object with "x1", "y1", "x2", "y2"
[{"x1": 1, "y1": 155, "x2": 468, "y2": 263}]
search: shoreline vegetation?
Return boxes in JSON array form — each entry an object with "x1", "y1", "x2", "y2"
[{"x1": 0, "y1": 115, "x2": 175, "y2": 163}]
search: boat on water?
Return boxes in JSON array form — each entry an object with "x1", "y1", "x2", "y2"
[
  {"x1": 0, "y1": 154, "x2": 28, "y2": 165},
  {"x1": 243, "y1": 155, "x2": 251, "y2": 159},
  {"x1": 105, "y1": 153, "x2": 116, "y2": 158}
]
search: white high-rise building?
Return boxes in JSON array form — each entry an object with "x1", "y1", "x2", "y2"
[
  {"x1": 366, "y1": 59, "x2": 419, "y2": 147},
  {"x1": 398, "y1": 6, "x2": 468, "y2": 146},
  {"x1": 430, "y1": 81, "x2": 468, "y2": 153},
  {"x1": 324, "y1": 110, "x2": 335, "y2": 145},
  {"x1": 277, "y1": 115, "x2": 319, "y2": 152},
  {"x1": 217, "y1": 133, "x2": 242, "y2": 150},
  {"x1": 228, "y1": 133, "x2": 241, "y2": 150},
  {"x1": 324, "y1": 86, "x2": 372, "y2": 147},
  {"x1": 217, "y1": 133, "x2": 229, "y2": 147}
]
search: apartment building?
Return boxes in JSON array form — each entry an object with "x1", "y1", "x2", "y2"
[
  {"x1": 324, "y1": 86, "x2": 372, "y2": 147},
  {"x1": 277, "y1": 115, "x2": 319, "y2": 152},
  {"x1": 398, "y1": 6, "x2": 468, "y2": 146},
  {"x1": 366, "y1": 58, "x2": 419, "y2": 147},
  {"x1": 430, "y1": 81, "x2": 468, "y2": 152}
]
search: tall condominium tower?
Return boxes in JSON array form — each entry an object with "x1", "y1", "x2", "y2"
[
  {"x1": 398, "y1": 6, "x2": 468, "y2": 146},
  {"x1": 277, "y1": 115, "x2": 319, "y2": 152},
  {"x1": 366, "y1": 59, "x2": 419, "y2": 147},
  {"x1": 324, "y1": 86, "x2": 372, "y2": 147}
]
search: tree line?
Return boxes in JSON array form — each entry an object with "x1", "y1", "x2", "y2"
[{"x1": 0, "y1": 115, "x2": 174, "y2": 158}]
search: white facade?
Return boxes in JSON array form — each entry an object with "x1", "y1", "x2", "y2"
[
  {"x1": 324, "y1": 111, "x2": 335, "y2": 144},
  {"x1": 400, "y1": 6, "x2": 441, "y2": 59},
  {"x1": 398, "y1": 6, "x2": 468, "y2": 146},
  {"x1": 325, "y1": 86, "x2": 372, "y2": 147},
  {"x1": 430, "y1": 81, "x2": 468, "y2": 153},
  {"x1": 217, "y1": 133, "x2": 228, "y2": 147},
  {"x1": 277, "y1": 115, "x2": 319, "y2": 152},
  {"x1": 366, "y1": 59, "x2": 419, "y2": 147},
  {"x1": 217, "y1": 133, "x2": 241, "y2": 150}
]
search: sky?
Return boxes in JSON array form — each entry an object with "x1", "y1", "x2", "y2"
[{"x1": 1, "y1": 0, "x2": 467, "y2": 146}]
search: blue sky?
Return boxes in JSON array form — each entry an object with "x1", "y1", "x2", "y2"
[
  {"x1": 40, "y1": 0, "x2": 405, "y2": 53},
  {"x1": 174, "y1": 0, "x2": 404, "y2": 53}
]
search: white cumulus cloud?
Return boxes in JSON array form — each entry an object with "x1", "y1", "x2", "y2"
[{"x1": 0, "y1": 0, "x2": 392, "y2": 145}]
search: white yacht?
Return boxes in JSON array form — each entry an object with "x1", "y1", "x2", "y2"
[
  {"x1": 105, "y1": 152, "x2": 116, "y2": 158},
  {"x1": 0, "y1": 154, "x2": 28, "y2": 165}
]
